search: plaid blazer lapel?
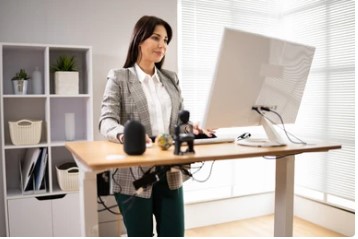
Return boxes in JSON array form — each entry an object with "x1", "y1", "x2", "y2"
[
  {"x1": 158, "y1": 70, "x2": 183, "y2": 135},
  {"x1": 127, "y1": 68, "x2": 152, "y2": 136}
]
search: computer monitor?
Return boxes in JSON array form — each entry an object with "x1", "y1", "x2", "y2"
[{"x1": 201, "y1": 28, "x2": 315, "y2": 146}]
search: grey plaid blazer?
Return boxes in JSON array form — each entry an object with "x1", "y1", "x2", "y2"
[{"x1": 99, "y1": 67, "x2": 187, "y2": 198}]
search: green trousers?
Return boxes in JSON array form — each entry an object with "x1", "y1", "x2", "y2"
[{"x1": 114, "y1": 174, "x2": 185, "y2": 237}]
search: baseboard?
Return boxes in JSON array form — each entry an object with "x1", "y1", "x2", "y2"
[
  {"x1": 184, "y1": 193, "x2": 275, "y2": 229},
  {"x1": 184, "y1": 193, "x2": 355, "y2": 237},
  {"x1": 294, "y1": 196, "x2": 355, "y2": 236}
]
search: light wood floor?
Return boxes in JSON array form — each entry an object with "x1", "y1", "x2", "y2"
[{"x1": 185, "y1": 214, "x2": 344, "y2": 237}]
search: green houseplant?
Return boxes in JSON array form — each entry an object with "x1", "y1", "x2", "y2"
[
  {"x1": 51, "y1": 55, "x2": 79, "y2": 95},
  {"x1": 11, "y1": 69, "x2": 30, "y2": 95},
  {"x1": 51, "y1": 55, "x2": 77, "y2": 72}
]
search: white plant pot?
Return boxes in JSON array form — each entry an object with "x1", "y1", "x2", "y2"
[{"x1": 54, "y1": 71, "x2": 79, "y2": 95}]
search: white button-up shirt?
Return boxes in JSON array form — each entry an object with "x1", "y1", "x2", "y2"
[{"x1": 135, "y1": 64, "x2": 172, "y2": 136}]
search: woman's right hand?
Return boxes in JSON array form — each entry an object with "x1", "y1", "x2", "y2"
[{"x1": 117, "y1": 133, "x2": 152, "y2": 144}]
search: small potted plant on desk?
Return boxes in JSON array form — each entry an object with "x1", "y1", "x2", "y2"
[
  {"x1": 11, "y1": 69, "x2": 30, "y2": 95},
  {"x1": 51, "y1": 55, "x2": 79, "y2": 95}
]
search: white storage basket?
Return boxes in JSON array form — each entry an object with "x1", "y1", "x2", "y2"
[
  {"x1": 56, "y1": 162, "x2": 79, "y2": 191},
  {"x1": 9, "y1": 119, "x2": 42, "y2": 145}
]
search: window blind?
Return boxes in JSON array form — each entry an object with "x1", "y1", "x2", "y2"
[
  {"x1": 178, "y1": 0, "x2": 354, "y2": 210},
  {"x1": 178, "y1": 0, "x2": 279, "y2": 123},
  {"x1": 279, "y1": 0, "x2": 355, "y2": 209}
]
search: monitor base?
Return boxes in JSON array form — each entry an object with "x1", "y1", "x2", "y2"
[{"x1": 236, "y1": 138, "x2": 286, "y2": 147}]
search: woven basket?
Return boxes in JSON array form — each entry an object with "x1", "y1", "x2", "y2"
[
  {"x1": 9, "y1": 119, "x2": 42, "y2": 145},
  {"x1": 56, "y1": 162, "x2": 79, "y2": 191}
]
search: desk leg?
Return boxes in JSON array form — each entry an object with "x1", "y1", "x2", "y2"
[
  {"x1": 78, "y1": 170, "x2": 99, "y2": 236},
  {"x1": 274, "y1": 155, "x2": 295, "y2": 237}
]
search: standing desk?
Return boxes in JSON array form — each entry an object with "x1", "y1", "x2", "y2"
[{"x1": 65, "y1": 140, "x2": 341, "y2": 237}]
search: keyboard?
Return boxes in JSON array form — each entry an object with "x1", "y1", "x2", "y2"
[{"x1": 194, "y1": 137, "x2": 236, "y2": 145}]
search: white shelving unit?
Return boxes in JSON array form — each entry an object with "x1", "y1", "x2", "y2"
[{"x1": 0, "y1": 42, "x2": 93, "y2": 236}]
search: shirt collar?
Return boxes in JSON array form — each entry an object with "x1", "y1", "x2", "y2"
[{"x1": 135, "y1": 63, "x2": 160, "y2": 83}]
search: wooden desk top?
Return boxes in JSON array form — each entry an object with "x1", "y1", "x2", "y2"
[{"x1": 65, "y1": 140, "x2": 341, "y2": 171}]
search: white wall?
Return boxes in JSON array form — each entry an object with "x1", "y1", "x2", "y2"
[{"x1": 0, "y1": 0, "x2": 177, "y2": 235}]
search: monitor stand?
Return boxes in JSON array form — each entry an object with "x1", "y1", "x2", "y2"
[{"x1": 237, "y1": 117, "x2": 287, "y2": 147}]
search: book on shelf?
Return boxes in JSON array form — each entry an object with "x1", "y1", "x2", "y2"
[
  {"x1": 33, "y1": 147, "x2": 48, "y2": 191},
  {"x1": 21, "y1": 148, "x2": 41, "y2": 191},
  {"x1": 20, "y1": 147, "x2": 48, "y2": 192}
]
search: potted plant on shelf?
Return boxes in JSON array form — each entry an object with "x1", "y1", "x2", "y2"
[
  {"x1": 11, "y1": 69, "x2": 30, "y2": 95},
  {"x1": 51, "y1": 55, "x2": 79, "y2": 95}
]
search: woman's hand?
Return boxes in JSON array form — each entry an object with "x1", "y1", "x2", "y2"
[
  {"x1": 192, "y1": 122, "x2": 216, "y2": 137},
  {"x1": 145, "y1": 134, "x2": 152, "y2": 144},
  {"x1": 117, "y1": 133, "x2": 153, "y2": 144}
]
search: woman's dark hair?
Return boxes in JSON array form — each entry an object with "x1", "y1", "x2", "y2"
[{"x1": 123, "y1": 16, "x2": 173, "y2": 69}]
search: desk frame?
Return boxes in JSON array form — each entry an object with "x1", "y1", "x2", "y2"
[{"x1": 66, "y1": 141, "x2": 341, "y2": 237}]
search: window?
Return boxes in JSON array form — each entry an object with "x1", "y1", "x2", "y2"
[
  {"x1": 179, "y1": 0, "x2": 354, "y2": 211},
  {"x1": 178, "y1": 0, "x2": 280, "y2": 203},
  {"x1": 279, "y1": 0, "x2": 355, "y2": 212}
]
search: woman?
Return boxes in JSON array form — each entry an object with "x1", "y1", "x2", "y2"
[{"x1": 99, "y1": 15, "x2": 209, "y2": 237}]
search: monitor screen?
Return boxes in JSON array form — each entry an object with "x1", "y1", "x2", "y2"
[{"x1": 201, "y1": 28, "x2": 315, "y2": 145}]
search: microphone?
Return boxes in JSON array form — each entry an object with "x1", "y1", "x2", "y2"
[
  {"x1": 123, "y1": 120, "x2": 146, "y2": 155},
  {"x1": 179, "y1": 110, "x2": 190, "y2": 124}
]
